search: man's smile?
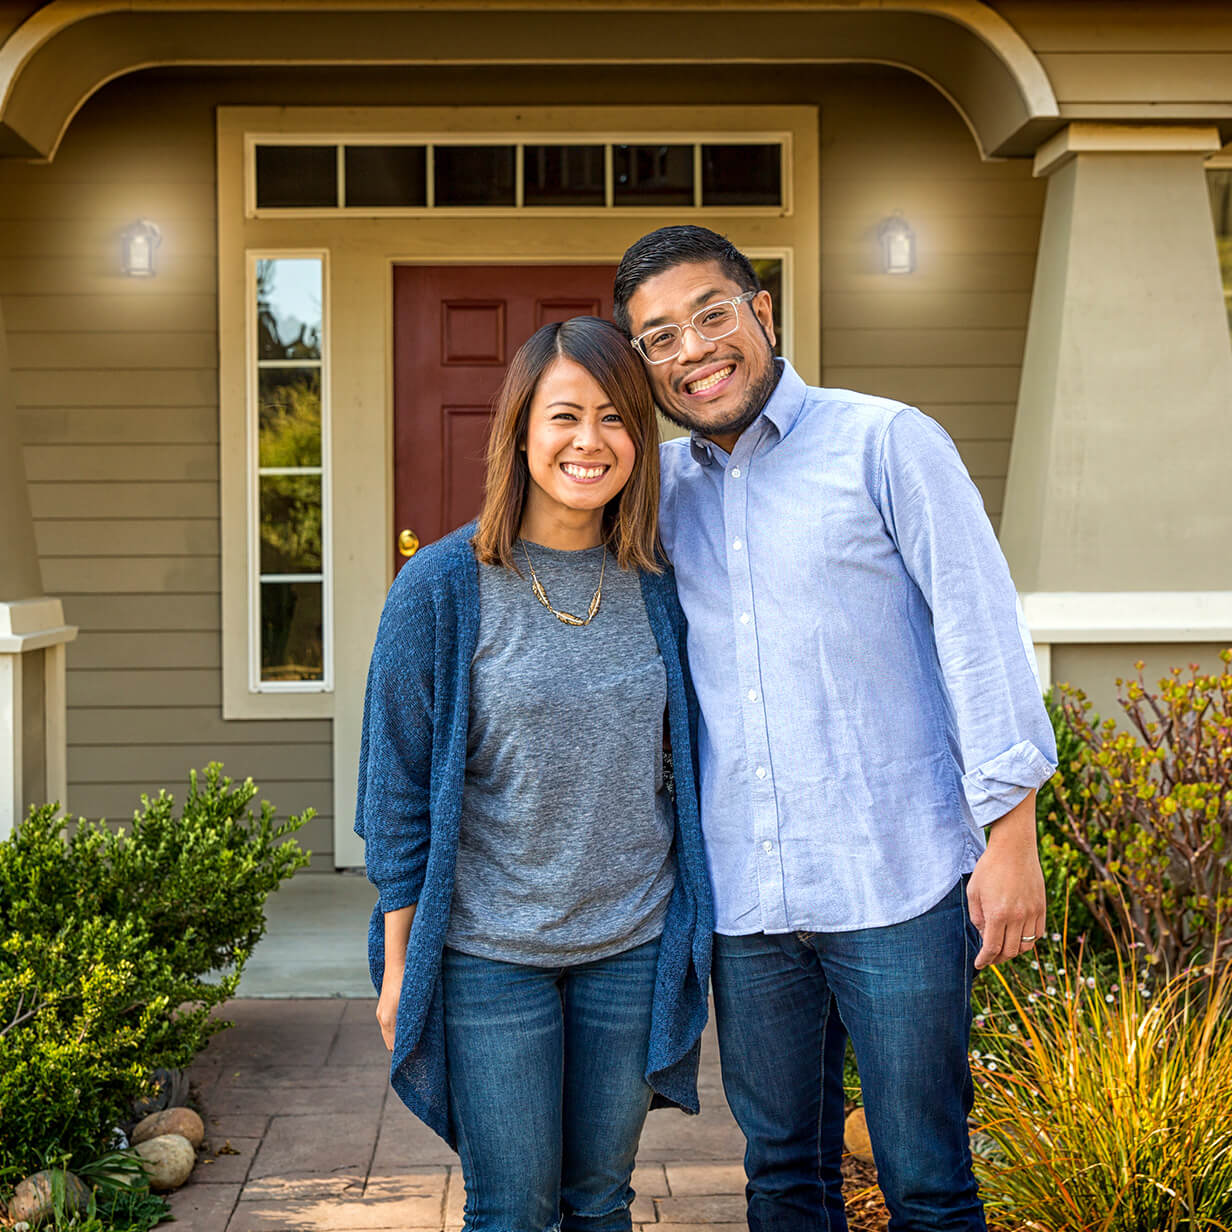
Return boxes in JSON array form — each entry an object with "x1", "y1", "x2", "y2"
[{"x1": 684, "y1": 364, "x2": 736, "y2": 396}]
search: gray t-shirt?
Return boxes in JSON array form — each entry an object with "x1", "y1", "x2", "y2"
[{"x1": 445, "y1": 541, "x2": 676, "y2": 965}]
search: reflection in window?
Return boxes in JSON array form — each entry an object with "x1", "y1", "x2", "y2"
[
  {"x1": 434, "y1": 146, "x2": 516, "y2": 206},
  {"x1": 253, "y1": 257, "x2": 327, "y2": 685},
  {"x1": 345, "y1": 145, "x2": 427, "y2": 208},
  {"x1": 523, "y1": 145, "x2": 606, "y2": 206},
  {"x1": 751, "y1": 258, "x2": 784, "y2": 357},
  {"x1": 613, "y1": 145, "x2": 694, "y2": 206},
  {"x1": 1208, "y1": 171, "x2": 1232, "y2": 340},
  {"x1": 703, "y1": 145, "x2": 782, "y2": 207},
  {"x1": 255, "y1": 146, "x2": 337, "y2": 209}
]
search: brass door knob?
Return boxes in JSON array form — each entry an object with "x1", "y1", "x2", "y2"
[{"x1": 398, "y1": 529, "x2": 420, "y2": 558}]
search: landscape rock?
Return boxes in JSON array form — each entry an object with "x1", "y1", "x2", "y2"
[
  {"x1": 7, "y1": 1169, "x2": 90, "y2": 1226},
  {"x1": 132, "y1": 1106, "x2": 205, "y2": 1149},
  {"x1": 135, "y1": 1132, "x2": 197, "y2": 1191},
  {"x1": 844, "y1": 1106, "x2": 876, "y2": 1165}
]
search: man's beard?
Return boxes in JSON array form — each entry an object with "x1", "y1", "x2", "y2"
[{"x1": 657, "y1": 341, "x2": 781, "y2": 441}]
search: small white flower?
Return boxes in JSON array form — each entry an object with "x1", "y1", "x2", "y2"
[
  {"x1": 1051, "y1": 932, "x2": 1061, "y2": 942},
  {"x1": 1085, "y1": 976, "x2": 1096, "y2": 988},
  {"x1": 1105, "y1": 994, "x2": 1115, "y2": 1003},
  {"x1": 987, "y1": 1061, "x2": 998, "y2": 1071},
  {"x1": 1031, "y1": 961, "x2": 1040, "y2": 971},
  {"x1": 1046, "y1": 986, "x2": 1056, "y2": 995}
]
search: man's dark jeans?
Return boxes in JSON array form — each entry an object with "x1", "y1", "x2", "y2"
[{"x1": 712, "y1": 880, "x2": 985, "y2": 1232}]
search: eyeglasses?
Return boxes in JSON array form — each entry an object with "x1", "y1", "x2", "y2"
[{"x1": 631, "y1": 290, "x2": 758, "y2": 364}]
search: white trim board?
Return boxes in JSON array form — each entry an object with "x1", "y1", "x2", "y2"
[{"x1": 1021, "y1": 592, "x2": 1232, "y2": 642}]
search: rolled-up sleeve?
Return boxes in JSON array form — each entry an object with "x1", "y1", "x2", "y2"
[
  {"x1": 879, "y1": 408, "x2": 1058, "y2": 827},
  {"x1": 355, "y1": 586, "x2": 435, "y2": 911}
]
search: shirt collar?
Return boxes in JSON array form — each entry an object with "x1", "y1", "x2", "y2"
[{"x1": 687, "y1": 359, "x2": 808, "y2": 467}]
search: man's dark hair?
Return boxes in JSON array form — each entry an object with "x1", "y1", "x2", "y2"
[{"x1": 613, "y1": 225, "x2": 760, "y2": 336}]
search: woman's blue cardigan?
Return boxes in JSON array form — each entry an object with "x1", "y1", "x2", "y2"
[{"x1": 354, "y1": 523, "x2": 714, "y2": 1147}]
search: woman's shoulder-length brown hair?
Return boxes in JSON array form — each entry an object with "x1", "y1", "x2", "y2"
[{"x1": 472, "y1": 315, "x2": 663, "y2": 573}]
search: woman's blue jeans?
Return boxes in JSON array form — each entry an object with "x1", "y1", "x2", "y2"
[
  {"x1": 441, "y1": 936, "x2": 660, "y2": 1232},
  {"x1": 712, "y1": 880, "x2": 985, "y2": 1232}
]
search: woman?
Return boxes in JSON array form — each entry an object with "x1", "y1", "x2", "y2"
[{"x1": 355, "y1": 316, "x2": 712, "y2": 1232}]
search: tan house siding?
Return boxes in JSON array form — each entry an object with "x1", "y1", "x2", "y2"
[
  {"x1": 819, "y1": 69, "x2": 1044, "y2": 529},
  {"x1": 0, "y1": 61, "x2": 1050, "y2": 863},
  {"x1": 0, "y1": 79, "x2": 335, "y2": 864}
]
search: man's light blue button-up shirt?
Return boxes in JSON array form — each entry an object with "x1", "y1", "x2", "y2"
[{"x1": 659, "y1": 360, "x2": 1058, "y2": 935}]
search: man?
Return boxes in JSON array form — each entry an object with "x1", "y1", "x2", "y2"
[{"x1": 614, "y1": 226, "x2": 1057, "y2": 1232}]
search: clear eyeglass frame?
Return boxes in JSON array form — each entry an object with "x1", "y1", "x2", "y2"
[{"x1": 631, "y1": 290, "x2": 759, "y2": 364}]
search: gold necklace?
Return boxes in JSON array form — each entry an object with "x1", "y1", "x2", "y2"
[{"x1": 520, "y1": 540, "x2": 606, "y2": 627}]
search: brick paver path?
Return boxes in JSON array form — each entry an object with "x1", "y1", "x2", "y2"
[{"x1": 171, "y1": 999, "x2": 749, "y2": 1231}]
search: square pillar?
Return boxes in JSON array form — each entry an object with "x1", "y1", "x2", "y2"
[
  {"x1": 0, "y1": 598, "x2": 76, "y2": 836},
  {"x1": 1001, "y1": 123, "x2": 1232, "y2": 596}
]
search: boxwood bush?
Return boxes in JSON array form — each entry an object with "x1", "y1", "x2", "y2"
[{"x1": 0, "y1": 765, "x2": 310, "y2": 1174}]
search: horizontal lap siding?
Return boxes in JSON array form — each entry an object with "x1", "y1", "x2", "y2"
[
  {"x1": 0, "y1": 83, "x2": 334, "y2": 867},
  {"x1": 819, "y1": 72, "x2": 1043, "y2": 531}
]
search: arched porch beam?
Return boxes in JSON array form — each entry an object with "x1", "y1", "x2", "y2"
[{"x1": 0, "y1": 1, "x2": 1059, "y2": 161}]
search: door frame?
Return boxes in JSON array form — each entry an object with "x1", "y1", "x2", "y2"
[{"x1": 217, "y1": 104, "x2": 819, "y2": 867}]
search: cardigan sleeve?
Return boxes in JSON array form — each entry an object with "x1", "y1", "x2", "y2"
[{"x1": 355, "y1": 579, "x2": 437, "y2": 913}]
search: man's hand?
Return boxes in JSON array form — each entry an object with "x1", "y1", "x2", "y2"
[{"x1": 967, "y1": 791, "x2": 1045, "y2": 970}]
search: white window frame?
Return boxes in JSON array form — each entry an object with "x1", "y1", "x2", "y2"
[{"x1": 247, "y1": 250, "x2": 334, "y2": 696}]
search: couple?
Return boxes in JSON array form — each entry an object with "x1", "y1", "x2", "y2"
[{"x1": 355, "y1": 226, "x2": 1058, "y2": 1232}]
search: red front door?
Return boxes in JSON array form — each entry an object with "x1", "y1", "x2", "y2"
[{"x1": 392, "y1": 264, "x2": 617, "y2": 572}]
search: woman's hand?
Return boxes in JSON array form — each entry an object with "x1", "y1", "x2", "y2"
[
  {"x1": 377, "y1": 903, "x2": 416, "y2": 1051},
  {"x1": 376, "y1": 965, "x2": 403, "y2": 1051}
]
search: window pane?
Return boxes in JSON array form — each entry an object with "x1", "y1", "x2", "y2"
[
  {"x1": 260, "y1": 475, "x2": 322, "y2": 574},
  {"x1": 261, "y1": 580, "x2": 324, "y2": 682},
  {"x1": 1208, "y1": 171, "x2": 1232, "y2": 339},
  {"x1": 258, "y1": 368, "x2": 321, "y2": 467},
  {"x1": 255, "y1": 145, "x2": 337, "y2": 209},
  {"x1": 523, "y1": 145, "x2": 605, "y2": 206},
  {"x1": 702, "y1": 144, "x2": 782, "y2": 207},
  {"x1": 345, "y1": 145, "x2": 427, "y2": 207},
  {"x1": 434, "y1": 146, "x2": 516, "y2": 207},
  {"x1": 257, "y1": 258, "x2": 322, "y2": 360},
  {"x1": 613, "y1": 145, "x2": 693, "y2": 206},
  {"x1": 750, "y1": 258, "x2": 783, "y2": 357}
]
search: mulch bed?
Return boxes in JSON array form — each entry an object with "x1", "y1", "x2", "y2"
[{"x1": 843, "y1": 1156, "x2": 890, "y2": 1232}]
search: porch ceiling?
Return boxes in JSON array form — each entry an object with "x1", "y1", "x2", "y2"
[{"x1": 0, "y1": 0, "x2": 1059, "y2": 161}]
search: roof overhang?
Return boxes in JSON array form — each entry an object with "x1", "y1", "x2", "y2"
[{"x1": 0, "y1": 0, "x2": 1061, "y2": 161}]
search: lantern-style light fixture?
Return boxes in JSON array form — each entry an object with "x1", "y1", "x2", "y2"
[
  {"x1": 877, "y1": 210, "x2": 916, "y2": 275},
  {"x1": 121, "y1": 219, "x2": 162, "y2": 277}
]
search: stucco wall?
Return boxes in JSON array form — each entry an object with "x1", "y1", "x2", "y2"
[{"x1": 0, "y1": 61, "x2": 1045, "y2": 862}]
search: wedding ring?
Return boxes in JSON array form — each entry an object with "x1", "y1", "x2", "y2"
[{"x1": 1021, "y1": 934, "x2": 1038, "y2": 942}]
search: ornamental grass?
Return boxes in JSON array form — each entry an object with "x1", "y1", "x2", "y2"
[{"x1": 971, "y1": 946, "x2": 1232, "y2": 1232}]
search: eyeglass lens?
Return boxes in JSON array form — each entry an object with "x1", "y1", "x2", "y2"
[{"x1": 642, "y1": 301, "x2": 740, "y2": 361}]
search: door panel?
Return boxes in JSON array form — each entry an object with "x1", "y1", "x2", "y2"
[{"x1": 392, "y1": 265, "x2": 616, "y2": 572}]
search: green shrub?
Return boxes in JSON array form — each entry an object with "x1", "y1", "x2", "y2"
[
  {"x1": 0, "y1": 765, "x2": 310, "y2": 1175},
  {"x1": 1051, "y1": 652, "x2": 1232, "y2": 976},
  {"x1": 1035, "y1": 692, "x2": 1103, "y2": 953}
]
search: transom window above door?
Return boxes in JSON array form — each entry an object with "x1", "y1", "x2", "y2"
[{"x1": 248, "y1": 136, "x2": 789, "y2": 214}]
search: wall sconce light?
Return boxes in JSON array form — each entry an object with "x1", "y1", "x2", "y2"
[
  {"x1": 878, "y1": 211, "x2": 916, "y2": 275},
  {"x1": 121, "y1": 219, "x2": 162, "y2": 277}
]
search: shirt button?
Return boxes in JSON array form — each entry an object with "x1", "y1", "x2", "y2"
[
  {"x1": 763, "y1": 839, "x2": 773, "y2": 853},
  {"x1": 732, "y1": 538, "x2": 743, "y2": 551},
  {"x1": 739, "y1": 612, "x2": 751, "y2": 625},
  {"x1": 747, "y1": 689, "x2": 757, "y2": 701},
  {"x1": 730, "y1": 467, "x2": 742, "y2": 478},
  {"x1": 755, "y1": 766, "x2": 767, "y2": 779}
]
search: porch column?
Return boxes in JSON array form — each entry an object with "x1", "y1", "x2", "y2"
[
  {"x1": 1000, "y1": 124, "x2": 1232, "y2": 679},
  {"x1": 0, "y1": 295, "x2": 76, "y2": 836}
]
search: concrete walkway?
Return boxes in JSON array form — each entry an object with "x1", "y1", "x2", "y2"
[
  {"x1": 167, "y1": 874, "x2": 751, "y2": 1230},
  {"x1": 171, "y1": 998, "x2": 749, "y2": 1231}
]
